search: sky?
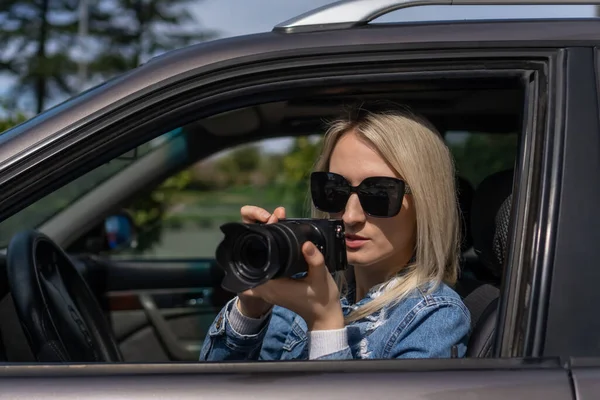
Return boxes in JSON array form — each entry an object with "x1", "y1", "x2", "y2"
[{"x1": 192, "y1": 1, "x2": 596, "y2": 37}]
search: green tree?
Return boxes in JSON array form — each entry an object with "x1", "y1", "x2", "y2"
[
  {"x1": 126, "y1": 169, "x2": 192, "y2": 252},
  {"x1": 281, "y1": 136, "x2": 323, "y2": 217},
  {"x1": 259, "y1": 153, "x2": 285, "y2": 185},
  {"x1": 88, "y1": 0, "x2": 218, "y2": 78},
  {"x1": 0, "y1": 0, "x2": 112, "y2": 112},
  {"x1": 0, "y1": 0, "x2": 216, "y2": 113},
  {"x1": 0, "y1": 108, "x2": 28, "y2": 133},
  {"x1": 215, "y1": 144, "x2": 262, "y2": 186}
]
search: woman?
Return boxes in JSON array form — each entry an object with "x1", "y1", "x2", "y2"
[{"x1": 199, "y1": 106, "x2": 470, "y2": 361}]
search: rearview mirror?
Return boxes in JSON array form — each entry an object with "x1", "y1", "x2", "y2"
[
  {"x1": 67, "y1": 211, "x2": 138, "y2": 254},
  {"x1": 103, "y1": 213, "x2": 137, "y2": 251}
]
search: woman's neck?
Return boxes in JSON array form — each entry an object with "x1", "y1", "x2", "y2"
[
  {"x1": 353, "y1": 254, "x2": 413, "y2": 301},
  {"x1": 354, "y1": 268, "x2": 390, "y2": 300}
]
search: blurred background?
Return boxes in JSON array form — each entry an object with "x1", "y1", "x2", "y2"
[{"x1": 0, "y1": 1, "x2": 596, "y2": 257}]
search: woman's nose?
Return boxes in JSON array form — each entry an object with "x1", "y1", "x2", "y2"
[{"x1": 342, "y1": 193, "x2": 366, "y2": 226}]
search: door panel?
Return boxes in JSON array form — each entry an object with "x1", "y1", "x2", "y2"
[
  {"x1": 111, "y1": 309, "x2": 206, "y2": 362},
  {"x1": 101, "y1": 259, "x2": 234, "y2": 362},
  {"x1": 104, "y1": 260, "x2": 215, "y2": 291},
  {"x1": 0, "y1": 360, "x2": 574, "y2": 400}
]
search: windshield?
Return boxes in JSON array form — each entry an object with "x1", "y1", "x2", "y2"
[{"x1": 0, "y1": 129, "x2": 181, "y2": 247}]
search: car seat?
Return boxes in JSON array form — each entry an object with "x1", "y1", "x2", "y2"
[{"x1": 463, "y1": 169, "x2": 514, "y2": 357}]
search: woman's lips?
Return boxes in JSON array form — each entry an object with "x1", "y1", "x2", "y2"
[{"x1": 345, "y1": 234, "x2": 368, "y2": 249}]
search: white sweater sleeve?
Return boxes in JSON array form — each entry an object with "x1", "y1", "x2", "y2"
[
  {"x1": 308, "y1": 328, "x2": 350, "y2": 359},
  {"x1": 227, "y1": 298, "x2": 272, "y2": 335}
]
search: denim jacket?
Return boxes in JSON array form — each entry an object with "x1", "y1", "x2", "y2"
[{"x1": 199, "y1": 280, "x2": 470, "y2": 361}]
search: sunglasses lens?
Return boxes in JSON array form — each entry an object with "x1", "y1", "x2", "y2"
[
  {"x1": 359, "y1": 177, "x2": 405, "y2": 217},
  {"x1": 311, "y1": 172, "x2": 349, "y2": 213},
  {"x1": 311, "y1": 173, "x2": 406, "y2": 217}
]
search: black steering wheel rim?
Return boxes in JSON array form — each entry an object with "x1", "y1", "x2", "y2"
[{"x1": 6, "y1": 230, "x2": 122, "y2": 362}]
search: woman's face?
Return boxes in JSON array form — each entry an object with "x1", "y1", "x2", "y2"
[{"x1": 328, "y1": 131, "x2": 417, "y2": 275}]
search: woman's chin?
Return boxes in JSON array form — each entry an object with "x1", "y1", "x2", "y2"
[{"x1": 347, "y1": 254, "x2": 372, "y2": 269}]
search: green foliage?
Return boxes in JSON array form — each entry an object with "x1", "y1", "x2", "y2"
[
  {"x1": 116, "y1": 136, "x2": 325, "y2": 255},
  {"x1": 0, "y1": 0, "x2": 102, "y2": 111},
  {"x1": 0, "y1": 109, "x2": 28, "y2": 133},
  {"x1": 0, "y1": 0, "x2": 217, "y2": 113},
  {"x1": 88, "y1": 0, "x2": 218, "y2": 77},
  {"x1": 283, "y1": 137, "x2": 322, "y2": 181},
  {"x1": 259, "y1": 153, "x2": 285, "y2": 184},
  {"x1": 450, "y1": 133, "x2": 518, "y2": 187},
  {"x1": 215, "y1": 145, "x2": 262, "y2": 186},
  {"x1": 126, "y1": 169, "x2": 192, "y2": 252},
  {"x1": 280, "y1": 136, "x2": 323, "y2": 217}
]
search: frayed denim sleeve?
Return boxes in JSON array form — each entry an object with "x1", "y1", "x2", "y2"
[
  {"x1": 199, "y1": 297, "x2": 271, "y2": 361},
  {"x1": 313, "y1": 347, "x2": 354, "y2": 360},
  {"x1": 383, "y1": 299, "x2": 471, "y2": 359}
]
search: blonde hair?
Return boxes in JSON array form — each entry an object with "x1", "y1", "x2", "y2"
[{"x1": 312, "y1": 106, "x2": 460, "y2": 323}]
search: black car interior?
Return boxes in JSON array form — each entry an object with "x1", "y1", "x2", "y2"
[
  {"x1": 463, "y1": 169, "x2": 514, "y2": 357},
  {"x1": 0, "y1": 75, "x2": 522, "y2": 362}
]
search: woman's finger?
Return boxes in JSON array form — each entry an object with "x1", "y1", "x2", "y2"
[
  {"x1": 242, "y1": 284, "x2": 274, "y2": 303},
  {"x1": 266, "y1": 206, "x2": 286, "y2": 224},
  {"x1": 274, "y1": 206, "x2": 286, "y2": 220},
  {"x1": 241, "y1": 205, "x2": 271, "y2": 224},
  {"x1": 302, "y1": 241, "x2": 327, "y2": 281},
  {"x1": 258, "y1": 277, "x2": 304, "y2": 306}
]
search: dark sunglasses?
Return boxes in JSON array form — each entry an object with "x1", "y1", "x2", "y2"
[{"x1": 310, "y1": 171, "x2": 412, "y2": 218}]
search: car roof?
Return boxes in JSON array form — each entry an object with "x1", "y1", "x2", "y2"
[{"x1": 0, "y1": 18, "x2": 598, "y2": 167}]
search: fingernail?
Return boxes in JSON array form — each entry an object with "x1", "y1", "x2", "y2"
[
  {"x1": 262, "y1": 212, "x2": 271, "y2": 219},
  {"x1": 305, "y1": 243, "x2": 315, "y2": 256}
]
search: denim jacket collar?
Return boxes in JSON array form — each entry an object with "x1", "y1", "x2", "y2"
[{"x1": 341, "y1": 273, "x2": 407, "y2": 315}]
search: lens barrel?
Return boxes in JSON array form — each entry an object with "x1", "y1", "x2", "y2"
[{"x1": 216, "y1": 219, "x2": 345, "y2": 293}]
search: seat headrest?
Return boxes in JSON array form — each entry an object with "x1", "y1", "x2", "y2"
[
  {"x1": 456, "y1": 176, "x2": 474, "y2": 252},
  {"x1": 471, "y1": 169, "x2": 514, "y2": 279},
  {"x1": 492, "y1": 194, "x2": 512, "y2": 270}
]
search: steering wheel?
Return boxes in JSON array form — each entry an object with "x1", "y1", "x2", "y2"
[{"x1": 6, "y1": 230, "x2": 123, "y2": 362}]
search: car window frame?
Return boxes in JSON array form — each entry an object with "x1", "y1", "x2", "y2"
[{"x1": 0, "y1": 45, "x2": 557, "y2": 365}]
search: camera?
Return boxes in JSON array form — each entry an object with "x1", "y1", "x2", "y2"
[{"x1": 215, "y1": 218, "x2": 347, "y2": 293}]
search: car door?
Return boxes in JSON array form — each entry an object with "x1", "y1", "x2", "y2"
[
  {"x1": 0, "y1": 17, "x2": 579, "y2": 400},
  {"x1": 101, "y1": 257, "x2": 223, "y2": 362}
]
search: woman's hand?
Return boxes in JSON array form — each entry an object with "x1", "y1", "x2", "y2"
[
  {"x1": 244, "y1": 241, "x2": 344, "y2": 332},
  {"x1": 240, "y1": 205, "x2": 285, "y2": 225},
  {"x1": 235, "y1": 205, "x2": 344, "y2": 331},
  {"x1": 236, "y1": 205, "x2": 286, "y2": 318}
]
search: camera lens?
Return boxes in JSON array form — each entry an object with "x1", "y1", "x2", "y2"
[
  {"x1": 239, "y1": 234, "x2": 268, "y2": 270},
  {"x1": 216, "y1": 219, "x2": 345, "y2": 293},
  {"x1": 232, "y1": 233, "x2": 271, "y2": 282}
]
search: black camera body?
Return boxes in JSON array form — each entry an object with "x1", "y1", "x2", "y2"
[{"x1": 216, "y1": 218, "x2": 347, "y2": 293}]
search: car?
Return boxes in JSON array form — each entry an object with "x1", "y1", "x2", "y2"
[{"x1": 0, "y1": 0, "x2": 599, "y2": 398}]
